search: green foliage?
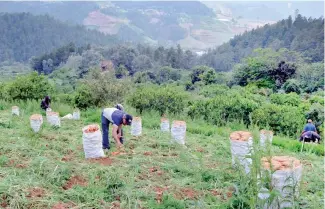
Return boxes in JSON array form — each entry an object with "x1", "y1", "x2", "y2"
[
  {"x1": 309, "y1": 95, "x2": 324, "y2": 105},
  {"x1": 200, "y1": 84, "x2": 230, "y2": 98},
  {"x1": 0, "y1": 13, "x2": 116, "y2": 63},
  {"x1": 115, "y1": 64, "x2": 128, "y2": 79},
  {"x1": 127, "y1": 85, "x2": 187, "y2": 115},
  {"x1": 305, "y1": 102, "x2": 324, "y2": 133},
  {"x1": 272, "y1": 136, "x2": 324, "y2": 156},
  {"x1": 296, "y1": 62, "x2": 324, "y2": 93},
  {"x1": 232, "y1": 49, "x2": 298, "y2": 89},
  {"x1": 74, "y1": 69, "x2": 131, "y2": 109},
  {"x1": 190, "y1": 65, "x2": 217, "y2": 85},
  {"x1": 156, "y1": 66, "x2": 182, "y2": 84},
  {"x1": 251, "y1": 103, "x2": 305, "y2": 136},
  {"x1": 283, "y1": 79, "x2": 301, "y2": 94},
  {"x1": 269, "y1": 93, "x2": 300, "y2": 106},
  {"x1": 5, "y1": 72, "x2": 53, "y2": 101},
  {"x1": 188, "y1": 92, "x2": 258, "y2": 126},
  {"x1": 200, "y1": 15, "x2": 324, "y2": 71}
]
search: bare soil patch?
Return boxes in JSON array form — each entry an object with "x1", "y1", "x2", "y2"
[
  {"x1": 88, "y1": 157, "x2": 113, "y2": 166},
  {"x1": 51, "y1": 202, "x2": 75, "y2": 209},
  {"x1": 27, "y1": 187, "x2": 46, "y2": 198},
  {"x1": 63, "y1": 176, "x2": 88, "y2": 190}
]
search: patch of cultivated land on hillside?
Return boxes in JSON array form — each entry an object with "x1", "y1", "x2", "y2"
[{"x1": 0, "y1": 102, "x2": 323, "y2": 208}]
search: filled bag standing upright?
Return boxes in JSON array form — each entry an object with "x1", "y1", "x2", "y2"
[
  {"x1": 171, "y1": 120, "x2": 186, "y2": 145},
  {"x1": 30, "y1": 114, "x2": 43, "y2": 132},
  {"x1": 82, "y1": 124, "x2": 105, "y2": 159},
  {"x1": 12, "y1": 106, "x2": 19, "y2": 116}
]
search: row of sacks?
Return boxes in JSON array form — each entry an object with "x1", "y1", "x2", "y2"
[
  {"x1": 230, "y1": 130, "x2": 302, "y2": 209},
  {"x1": 130, "y1": 117, "x2": 187, "y2": 145},
  {"x1": 82, "y1": 118, "x2": 187, "y2": 158},
  {"x1": 29, "y1": 108, "x2": 80, "y2": 132}
]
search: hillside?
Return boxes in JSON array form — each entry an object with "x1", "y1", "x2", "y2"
[
  {"x1": 0, "y1": 100, "x2": 323, "y2": 208},
  {"x1": 200, "y1": 15, "x2": 324, "y2": 71},
  {"x1": 0, "y1": 1, "x2": 323, "y2": 52},
  {"x1": 0, "y1": 13, "x2": 117, "y2": 63}
]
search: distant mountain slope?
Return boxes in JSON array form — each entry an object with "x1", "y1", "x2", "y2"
[
  {"x1": 0, "y1": 1, "x2": 323, "y2": 51},
  {"x1": 0, "y1": 13, "x2": 117, "y2": 63},
  {"x1": 200, "y1": 15, "x2": 324, "y2": 71},
  {"x1": 0, "y1": 1, "x2": 98, "y2": 24}
]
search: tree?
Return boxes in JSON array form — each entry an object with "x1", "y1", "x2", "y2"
[
  {"x1": 115, "y1": 64, "x2": 128, "y2": 79},
  {"x1": 296, "y1": 62, "x2": 324, "y2": 93},
  {"x1": 6, "y1": 72, "x2": 53, "y2": 101},
  {"x1": 190, "y1": 65, "x2": 216, "y2": 85},
  {"x1": 269, "y1": 61, "x2": 296, "y2": 88},
  {"x1": 133, "y1": 55, "x2": 153, "y2": 72},
  {"x1": 283, "y1": 79, "x2": 301, "y2": 94}
]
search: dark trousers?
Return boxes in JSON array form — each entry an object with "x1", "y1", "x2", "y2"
[{"x1": 101, "y1": 112, "x2": 123, "y2": 149}]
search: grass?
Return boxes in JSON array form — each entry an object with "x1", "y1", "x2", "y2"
[
  {"x1": 0, "y1": 100, "x2": 323, "y2": 208},
  {"x1": 272, "y1": 136, "x2": 324, "y2": 156}
]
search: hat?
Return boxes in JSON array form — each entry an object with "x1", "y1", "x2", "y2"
[{"x1": 125, "y1": 114, "x2": 133, "y2": 125}]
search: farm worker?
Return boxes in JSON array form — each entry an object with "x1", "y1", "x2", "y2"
[
  {"x1": 40, "y1": 96, "x2": 51, "y2": 111},
  {"x1": 299, "y1": 131, "x2": 321, "y2": 143},
  {"x1": 115, "y1": 104, "x2": 125, "y2": 143},
  {"x1": 299, "y1": 119, "x2": 320, "y2": 143},
  {"x1": 302, "y1": 119, "x2": 317, "y2": 134},
  {"x1": 101, "y1": 107, "x2": 133, "y2": 150}
]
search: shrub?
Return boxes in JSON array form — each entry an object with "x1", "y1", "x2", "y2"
[
  {"x1": 6, "y1": 72, "x2": 53, "y2": 101},
  {"x1": 188, "y1": 94, "x2": 258, "y2": 126},
  {"x1": 251, "y1": 103, "x2": 305, "y2": 136},
  {"x1": 127, "y1": 85, "x2": 187, "y2": 115},
  {"x1": 269, "y1": 92, "x2": 300, "y2": 106},
  {"x1": 283, "y1": 79, "x2": 301, "y2": 94},
  {"x1": 74, "y1": 69, "x2": 131, "y2": 109},
  {"x1": 190, "y1": 65, "x2": 216, "y2": 85},
  {"x1": 199, "y1": 84, "x2": 229, "y2": 98}
]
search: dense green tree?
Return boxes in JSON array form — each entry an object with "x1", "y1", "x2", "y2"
[
  {"x1": 0, "y1": 13, "x2": 116, "y2": 63},
  {"x1": 200, "y1": 15, "x2": 324, "y2": 71}
]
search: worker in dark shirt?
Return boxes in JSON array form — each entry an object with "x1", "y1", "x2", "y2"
[
  {"x1": 303, "y1": 119, "x2": 317, "y2": 133},
  {"x1": 300, "y1": 119, "x2": 320, "y2": 143},
  {"x1": 115, "y1": 104, "x2": 125, "y2": 143},
  {"x1": 40, "y1": 96, "x2": 51, "y2": 111}
]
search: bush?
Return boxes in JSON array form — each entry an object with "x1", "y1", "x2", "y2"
[
  {"x1": 283, "y1": 79, "x2": 301, "y2": 94},
  {"x1": 269, "y1": 92, "x2": 300, "y2": 106},
  {"x1": 6, "y1": 72, "x2": 53, "y2": 101},
  {"x1": 188, "y1": 93, "x2": 258, "y2": 126},
  {"x1": 251, "y1": 103, "x2": 305, "y2": 136},
  {"x1": 190, "y1": 65, "x2": 216, "y2": 85},
  {"x1": 127, "y1": 85, "x2": 187, "y2": 115},
  {"x1": 305, "y1": 102, "x2": 324, "y2": 134},
  {"x1": 74, "y1": 69, "x2": 131, "y2": 109},
  {"x1": 199, "y1": 84, "x2": 229, "y2": 98}
]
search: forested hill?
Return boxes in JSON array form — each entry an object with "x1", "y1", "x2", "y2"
[
  {"x1": 200, "y1": 15, "x2": 324, "y2": 71},
  {"x1": 0, "y1": 13, "x2": 117, "y2": 63}
]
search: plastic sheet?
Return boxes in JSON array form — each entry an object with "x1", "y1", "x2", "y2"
[
  {"x1": 62, "y1": 114, "x2": 73, "y2": 120},
  {"x1": 82, "y1": 124, "x2": 105, "y2": 159},
  {"x1": 131, "y1": 117, "x2": 142, "y2": 136},
  {"x1": 171, "y1": 120, "x2": 186, "y2": 145}
]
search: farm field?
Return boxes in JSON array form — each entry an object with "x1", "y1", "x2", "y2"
[{"x1": 0, "y1": 101, "x2": 323, "y2": 209}]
